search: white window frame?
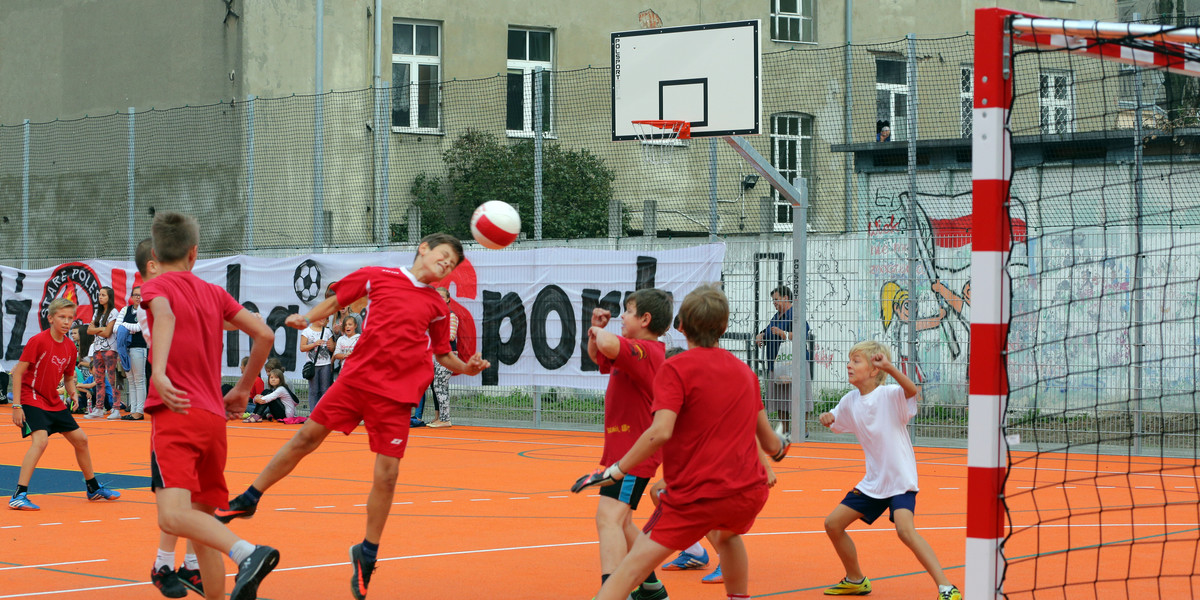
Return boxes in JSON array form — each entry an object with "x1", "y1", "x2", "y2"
[
  {"x1": 770, "y1": 112, "x2": 814, "y2": 232},
  {"x1": 1040, "y1": 69, "x2": 1075, "y2": 135},
  {"x1": 961, "y1": 65, "x2": 974, "y2": 138},
  {"x1": 771, "y1": 0, "x2": 815, "y2": 44},
  {"x1": 507, "y1": 28, "x2": 554, "y2": 137},
  {"x1": 875, "y1": 58, "x2": 908, "y2": 141},
  {"x1": 391, "y1": 20, "x2": 442, "y2": 134}
]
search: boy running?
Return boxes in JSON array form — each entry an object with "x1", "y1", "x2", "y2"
[
  {"x1": 586, "y1": 288, "x2": 672, "y2": 600},
  {"x1": 573, "y1": 284, "x2": 789, "y2": 600},
  {"x1": 9, "y1": 298, "x2": 121, "y2": 511},
  {"x1": 143, "y1": 212, "x2": 278, "y2": 600},
  {"x1": 818, "y1": 340, "x2": 961, "y2": 600},
  {"x1": 215, "y1": 233, "x2": 489, "y2": 600}
]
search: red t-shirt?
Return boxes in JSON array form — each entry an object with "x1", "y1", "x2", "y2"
[
  {"x1": 332, "y1": 266, "x2": 450, "y2": 401},
  {"x1": 596, "y1": 336, "x2": 665, "y2": 479},
  {"x1": 141, "y1": 271, "x2": 245, "y2": 418},
  {"x1": 651, "y1": 347, "x2": 767, "y2": 504},
  {"x1": 17, "y1": 329, "x2": 76, "y2": 411},
  {"x1": 252, "y1": 376, "x2": 265, "y2": 398}
]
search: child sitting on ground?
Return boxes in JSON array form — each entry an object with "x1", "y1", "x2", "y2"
[{"x1": 246, "y1": 369, "x2": 297, "y2": 422}]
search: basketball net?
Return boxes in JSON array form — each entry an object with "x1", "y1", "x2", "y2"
[{"x1": 631, "y1": 120, "x2": 691, "y2": 165}]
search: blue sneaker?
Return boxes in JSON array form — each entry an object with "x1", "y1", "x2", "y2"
[
  {"x1": 661, "y1": 548, "x2": 709, "y2": 571},
  {"x1": 701, "y1": 564, "x2": 723, "y2": 584},
  {"x1": 87, "y1": 485, "x2": 121, "y2": 501},
  {"x1": 9, "y1": 492, "x2": 40, "y2": 511}
]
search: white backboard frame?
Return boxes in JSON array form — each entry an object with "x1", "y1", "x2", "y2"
[{"x1": 611, "y1": 20, "x2": 761, "y2": 140}]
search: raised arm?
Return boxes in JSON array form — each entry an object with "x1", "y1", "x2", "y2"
[
  {"x1": 285, "y1": 295, "x2": 346, "y2": 331},
  {"x1": 585, "y1": 308, "x2": 615, "y2": 363},
  {"x1": 874, "y1": 352, "x2": 920, "y2": 400}
]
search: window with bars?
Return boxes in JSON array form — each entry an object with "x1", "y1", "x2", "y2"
[
  {"x1": 507, "y1": 28, "x2": 553, "y2": 134},
  {"x1": 770, "y1": 0, "x2": 815, "y2": 43},
  {"x1": 961, "y1": 65, "x2": 973, "y2": 138},
  {"x1": 770, "y1": 112, "x2": 814, "y2": 231},
  {"x1": 391, "y1": 21, "x2": 441, "y2": 132},
  {"x1": 1039, "y1": 70, "x2": 1074, "y2": 134},
  {"x1": 875, "y1": 58, "x2": 907, "y2": 141}
]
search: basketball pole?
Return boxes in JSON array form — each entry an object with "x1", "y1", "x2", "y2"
[{"x1": 723, "y1": 135, "x2": 808, "y2": 440}]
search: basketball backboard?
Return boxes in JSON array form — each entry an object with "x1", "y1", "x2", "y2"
[{"x1": 611, "y1": 20, "x2": 761, "y2": 141}]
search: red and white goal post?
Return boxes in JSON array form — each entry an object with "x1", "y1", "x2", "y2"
[{"x1": 969, "y1": 8, "x2": 1200, "y2": 599}]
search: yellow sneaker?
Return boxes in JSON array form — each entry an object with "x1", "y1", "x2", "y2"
[
  {"x1": 824, "y1": 576, "x2": 871, "y2": 595},
  {"x1": 938, "y1": 586, "x2": 962, "y2": 600}
]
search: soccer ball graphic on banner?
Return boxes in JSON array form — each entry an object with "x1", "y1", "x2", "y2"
[
  {"x1": 293, "y1": 259, "x2": 322, "y2": 302},
  {"x1": 470, "y1": 201, "x2": 521, "y2": 249}
]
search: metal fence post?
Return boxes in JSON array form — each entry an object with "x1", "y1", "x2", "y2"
[
  {"x1": 906, "y1": 34, "x2": 919, "y2": 443},
  {"x1": 22, "y1": 119, "x2": 30, "y2": 270},
  {"x1": 127, "y1": 107, "x2": 136, "y2": 259},
  {"x1": 380, "y1": 80, "x2": 391, "y2": 245},
  {"x1": 791, "y1": 178, "x2": 809, "y2": 439},
  {"x1": 1132, "y1": 49, "x2": 1146, "y2": 455},
  {"x1": 245, "y1": 95, "x2": 256, "y2": 250},
  {"x1": 534, "y1": 67, "x2": 544, "y2": 241},
  {"x1": 710, "y1": 138, "x2": 719, "y2": 240}
]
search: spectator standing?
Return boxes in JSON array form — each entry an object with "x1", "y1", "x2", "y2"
[
  {"x1": 300, "y1": 317, "x2": 334, "y2": 409},
  {"x1": 86, "y1": 286, "x2": 121, "y2": 420},
  {"x1": 116, "y1": 287, "x2": 149, "y2": 420},
  {"x1": 332, "y1": 316, "x2": 360, "y2": 377}
]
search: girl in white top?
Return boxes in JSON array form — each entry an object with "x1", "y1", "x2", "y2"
[
  {"x1": 250, "y1": 369, "x2": 298, "y2": 420},
  {"x1": 299, "y1": 317, "x2": 334, "y2": 407},
  {"x1": 332, "y1": 316, "x2": 360, "y2": 374},
  {"x1": 817, "y1": 340, "x2": 960, "y2": 600},
  {"x1": 85, "y1": 286, "x2": 122, "y2": 419}
]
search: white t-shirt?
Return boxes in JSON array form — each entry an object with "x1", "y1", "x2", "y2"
[
  {"x1": 88, "y1": 308, "x2": 120, "y2": 354},
  {"x1": 301, "y1": 326, "x2": 334, "y2": 366},
  {"x1": 334, "y1": 333, "x2": 359, "y2": 366},
  {"x1": 828, "y1": 383, "x2": 920, "y2": 499},
  {"x1": 261, "y1": 386, "x2": 297, "y2": 418}
]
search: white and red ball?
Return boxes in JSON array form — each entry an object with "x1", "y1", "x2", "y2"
[{"x1": 470, "y1": 201, "x2": 521, "y2": 249}]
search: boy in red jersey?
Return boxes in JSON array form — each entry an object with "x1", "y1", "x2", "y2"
[
  {"x1": 573, "y1": 284, "x2": 789, "y2": 600},
  {"x1": 9, "y1": 298, "x2": 122, "y2": 511},
  {"x1": 215, "y1": 232, "x2": 490, "y2": 600},
  {"x1": 586, "y1": 288, "x2": 672, "y2": 600},
  {"x1": 142, "y1": 212, "x2": 278, "y2": 600}
]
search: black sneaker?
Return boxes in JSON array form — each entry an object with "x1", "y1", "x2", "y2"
[
  {"x1": 151, "y1": 565, "x2": 187, "y2": 599},
  {"x1": 230, "y1": 545, "x2": 279, "y2": 600},
  {"x1": 214, "y1": 494, "x2": 258, "y2": 524},
  {"x1": 349, "y1": 543, "x2": 377, "y2": 600},
  {"x1": 176, "y1": 565, "x2": 204, "y2": 596},
  {"x1": 631, "y1": 582, "x2": 670, "y2": 600}
]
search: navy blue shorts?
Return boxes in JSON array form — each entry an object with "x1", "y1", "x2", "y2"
[
  {"x1": 599, "y1": 475, "x2": 651, "y2": 510},
  {"x1": 839, "y1": 488, "x2": 917, "y2": 525}
]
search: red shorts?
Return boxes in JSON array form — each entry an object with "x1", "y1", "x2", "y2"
[
  {"x1": 642, "y1": 484, "x2": 770, "y2": 551},
  {"x1": 149, "y1": 408, "x2": 229, "y2": 509},
  {"x1": 309, "y1": 378, "x2": 413, "y2": 459}
]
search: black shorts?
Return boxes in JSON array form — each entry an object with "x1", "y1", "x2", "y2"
[
  {"x1": 599, "y1": 475, "x2": 651, "y2": 510},
  {"x1": 17, "y1": 405, "x2": 80, "y2": 438},
  {"x1": 839, "y1": 488, "x2": 917, "y2": 525}
]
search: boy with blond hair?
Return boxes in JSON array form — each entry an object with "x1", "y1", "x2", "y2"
[
  {"x1": 9, "y1": 297, "x2": 122, "y2": 511},
  {"x1": 818, "y1": 340, "x2": 960, "y2": 599},
  {"x1": 586, "y1": 288, "x2": 672, "y2": 600},
  {"x1": 142, "y1": 212, "x2": 278, "y2": 600},
  {"x1": 574, "y1": 284, "x2": 788, "y2": 600}
]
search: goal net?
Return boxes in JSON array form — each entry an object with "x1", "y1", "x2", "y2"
[{"x1": 970, "y1": 9, "x2": 1200, "y2": 599}]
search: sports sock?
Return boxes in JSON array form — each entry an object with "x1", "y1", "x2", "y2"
[
  {"x1": 14, "y1": 485, "x2": 28, "y2": 497},
  {"x1": 229, "y1": 540, "x2": 256, "y2": 564},
  {"x1": 684, "y1": 541, "x2": 704, "y2": 555},
  {"x1": 183, "y1": 554, "x2": 199, "y2": 570},
  {"x1": 846, "y1": 576, "x2": 865, "y2": 584},
  {"x1": 939, "y1": 585, "x2": 956, "y2": 593},
  {"x1": 600, "y1": 574, "x2": 610, "y2": 585},
  {"x1": 728, "y1": 595, "x2": 750, "y2": 600},
  {"x1": 360, "y1": 539, "x2": 379, "y2": 563},
  {"x1": 85, "y1": 478, "x2": 100, "y2": 493},
  {"x1": 155, "y1": 550, "x2": 175, "y2": 571},
  {"x1": 244, "y1": 485, "x2": 263, "y2": 503},
  {"x1": 641, "y1": 572, "x2": 662, "y2": 590}
]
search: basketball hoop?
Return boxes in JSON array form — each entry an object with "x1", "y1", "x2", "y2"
[{"x1": 631, "y1": 120, "x2": 691, "y2": 165}]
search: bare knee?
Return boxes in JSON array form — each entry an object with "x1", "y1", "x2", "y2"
[
  {"x1": 895, "y1": 523, "x2": 920, "y2": 547},
  {"x1": 157, "y1": 511, "x2": 184, "y2": 537},
  {"x1": 594, "y1": 500, "x2": 629, "y2": 531},
  {"x1": 824, "y1": 516, "x2": 845, "y2": 537},
  {"x1": 373, "y1": 459, "x2": 399, "y2": 489}
]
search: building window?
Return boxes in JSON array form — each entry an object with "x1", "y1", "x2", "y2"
[
  {"x1": 876, "y1": 58, "x2": 907, "y2": 141},
  {"x1": 392, "y1": 21, "x2": 441, "y2": 131},
  {"x1": 771, "y1": 0, "x2": 815, "y2": 44},
  {"x1": 770, "y1": 112, "x2": 813, "y2": 232},
  {"x1": 961, "y1": 66, "x2": 973, "y2": 138},
  {"x1": 507, "y1": 28, "x2": 553, "y2": 134},
  {"x1": 1040, "y1": 70, "x2": 1074, "y2": 134}
]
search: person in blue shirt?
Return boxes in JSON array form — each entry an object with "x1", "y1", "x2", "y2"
[{"x1": 755, "y1": 286, "x2": 811, "y2": 431}]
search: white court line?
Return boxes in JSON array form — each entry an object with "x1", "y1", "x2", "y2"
[
  {"x1": 275, "y1": 507, "x2": 295, "y2": 511},
  {"x1": 782, "y1": 489, "x2": 804, "y2": 493},
  {"x1": 820, "y1": 489, "x2": 841, "y2": 492},
  {"x1": 79, "y1": 520, "x2": 101, "y2": 523},
  {"x1": 37, "y1": 523, "x2": 61, "y2": 527},
  {"x1": 470, "y1": 498, "x2": 491, "y2": 502},
  {"x1": 548, "y1": 496, "x2": 567, "y2": 499},
  {"x1": 118, "y1": 517, "x2": 140, "y2": 521},
  {"x1": 0, "y1": 559, "x2": 106, "y2": 571},
  {"x1": 509, "y1": 497, "x2": 529, "y2": 500},
  {"x1": 939, "y1": 487, "x2": 959, "y2": 490},
  {"x1": 353, "y1": 503, "x2": 367, "y2": 507},
  {"x1": 313, "y1": 506, "x2": 336, "y2": 509},
  {"x1": 431, "y1": 500, "x2": 452, "y2": 503},
  {"x1": 1, "y1": 526, "x2": 20, "y2": 529},
  {"x1": 392, "y1": 502, "x2": 412, "y2": 505}
]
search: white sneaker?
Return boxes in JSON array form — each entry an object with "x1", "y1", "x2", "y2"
[
  {"x1": 85, "y1": 408, "x2": 105, "y2": 419},
  {"x1": 107, "y1": 410, "x2": 121, "y2": 420}
]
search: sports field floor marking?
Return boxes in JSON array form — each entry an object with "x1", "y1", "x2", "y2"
[{"x1": 0, "y1": 559, "x2": 106, "y2": 571}]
